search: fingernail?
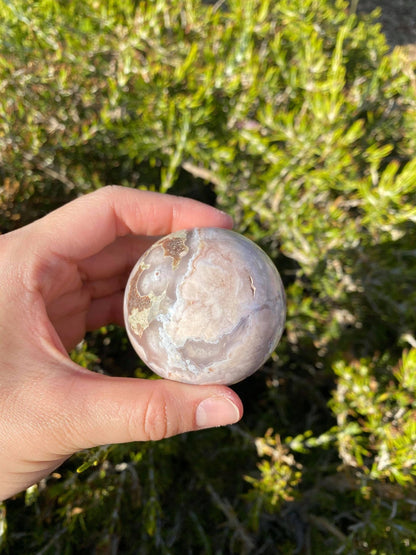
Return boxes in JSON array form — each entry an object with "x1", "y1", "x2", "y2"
[
  {"x1": 196, "y1": 396, "x2": 241, "y2": 429},
  {"x1": 216, "y1": 209, "x2": 233, "y2": 228}
]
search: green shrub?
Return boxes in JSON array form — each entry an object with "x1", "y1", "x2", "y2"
[{"x1": 1, "y1": 0, "x2": 416, "y2": 553}]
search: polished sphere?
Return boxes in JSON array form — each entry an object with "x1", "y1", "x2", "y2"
[{"x1": 123, "y1": 227, "x2": 286, "y2": 385}]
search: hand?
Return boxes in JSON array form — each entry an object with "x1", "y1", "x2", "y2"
[{"x1": 0, "y1": 186, "x2": 243, "y2": 501}]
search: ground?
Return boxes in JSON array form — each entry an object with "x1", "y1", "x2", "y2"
[{"x1": 356, "y1": 0, "x2": 416, "y2": 57}]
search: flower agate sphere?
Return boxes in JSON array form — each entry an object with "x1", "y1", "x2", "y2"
[{"x1": 123, "y1": 228, "x2": 286, "y2": 385}]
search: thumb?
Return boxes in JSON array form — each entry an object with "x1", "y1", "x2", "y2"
[{"x1": 60, "y1": 369, "x2": 243, "y2": 451}]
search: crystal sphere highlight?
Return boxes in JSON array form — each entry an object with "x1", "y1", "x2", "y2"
[{"x1": 123, "y1": 227, "x2": 286, "y2": 385}]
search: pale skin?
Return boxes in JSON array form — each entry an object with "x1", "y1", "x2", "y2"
[{"x1": 0, "y1": 186, "x2": 243, "y2": 501}]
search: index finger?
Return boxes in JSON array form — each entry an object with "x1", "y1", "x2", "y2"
[{"x1": 32, "y1": 186, "x2": 233, "y2": 261}]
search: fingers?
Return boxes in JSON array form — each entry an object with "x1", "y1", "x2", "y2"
[
  {"x1": 32, "y1": 186, "x2": 233, "y2": 262},
  {"x1": 77, "y1": 234, "x2": 156, "y2": 282},
  {"x1": 56, "y1": 369, "x2": 243, "y2": 451},
  {"x1": 47, "y1": 290, "x2": 125, "y2": 349},
  {"x1": 85, "y1": 291, "x2": 125, "y2": 330}
]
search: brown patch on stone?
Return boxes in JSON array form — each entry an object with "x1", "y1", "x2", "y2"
[
  {"x1": 127, "y1": 269, "x2": 146, "y2": 310},
  {"x1": 161, "y1": 232, "x2": 189, "y2": 268},
  {"x1": 134, "y1": 294, "x2": 151, "y2": 311},
  {"x1": 127, "y1": 294, "x2": 152, "y2": 338}
]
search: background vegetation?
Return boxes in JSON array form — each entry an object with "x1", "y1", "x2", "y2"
[{"x1": 1, "y1": 0, "x2": 416, "y2": 552}]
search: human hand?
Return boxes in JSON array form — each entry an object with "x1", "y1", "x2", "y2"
[{"x1": 0, "y1": 186, "x2": 243, "y2": 501}]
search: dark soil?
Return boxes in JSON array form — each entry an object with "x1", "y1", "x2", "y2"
[{"x1": 356, "y1": 0, "x2": 416, "y2": 47}]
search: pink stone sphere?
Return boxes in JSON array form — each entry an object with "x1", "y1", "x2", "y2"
[{"x1": 123, "y1": 228, "x2": 286, "y2": 385}]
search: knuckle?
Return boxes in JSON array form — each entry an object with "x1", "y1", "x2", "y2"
[{"x1": 141, "y1": 387, "x2": 175, "y2": 441}]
